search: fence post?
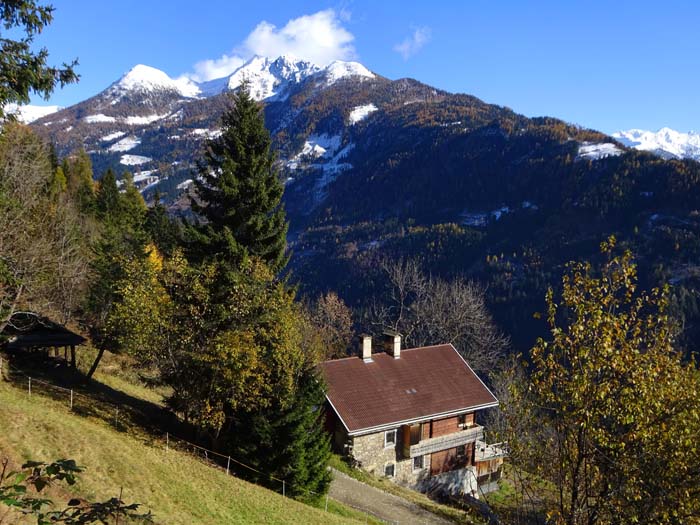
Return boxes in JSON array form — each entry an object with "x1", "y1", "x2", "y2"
[
  {"x1": 0, "y1": 356, "x2": 3, "y2": 379},
  {"x1": 114, "y1": 407, "x2": 119, "y2": 426},
  {"x1": 28, "y1": 377, "x2": 31, "y2": 395},
  {"x1": 166, "y1": 432, "x2": 169, "y2": 452},
  {"x1": 282, "y1": 480, "x2": 286, "y2": 497},
  {"x1": 226, "y1": 456, "x2": 230, "y2": 476},
  {"x1": 70, "y1": 389, "x2": 74, "y2": 410}
]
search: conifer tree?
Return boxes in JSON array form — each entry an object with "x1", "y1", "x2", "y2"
[
  {"x1": 224, "y1": 365, "x2": 332, "y2": 500},
  {"x1": 0, "y1": 1, "x2": 78, "y2": 117},
  {"x1": 62, "y1": 149, "x2": 95, "y2": 211},
  {"x1": 144, "y1": 191, "x2": 181, "y2": 254},
  {"x1": 190, "y1": 85, "x2": 288, "y2": 272},
  {"x1": 85, "y1": 170, "x2": 148, "y2": 378},
  {"x1": 95, "y1": 169, "x2": 119, "y2": 217},
  {"x1": 275, "y1": 366, "x2": 332, "y2": 500}
]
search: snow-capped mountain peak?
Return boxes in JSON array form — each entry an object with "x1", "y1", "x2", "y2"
[
  {"x1": 110, "y1": 64, "x2": 200, "y2": 98},
  {"x1": 225, "y1": 55, "x2": 321, "y2": 101},
  {"x1": 198, "y1": 55, "x2": 375, "y2": 101},
  {"x1": 321, "y1": 60, "x2": 375, "y2": 86},
  {"x1": 613, "y1": 127, "x2": 700, "y2": 161}
]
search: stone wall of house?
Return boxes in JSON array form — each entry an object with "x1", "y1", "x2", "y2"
[{"x1": 350, "y1": 429, "x2": 431, "y2": 487}]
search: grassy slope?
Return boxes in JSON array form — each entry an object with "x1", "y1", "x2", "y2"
[{"x1": 0, "y1": 377, "x2": 363, "y2": 525}]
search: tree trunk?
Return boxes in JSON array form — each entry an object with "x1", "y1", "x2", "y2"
[{"x1": 86, "y1": 346, "x2": 105, "y2": 379}]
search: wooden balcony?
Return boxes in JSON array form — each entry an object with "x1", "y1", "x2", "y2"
[{"x1": 408, "y1": 425, "x2": 484, "y2": 458}]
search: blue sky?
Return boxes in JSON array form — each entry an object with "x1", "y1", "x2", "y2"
[{"x1": 31, "y1": 0, "x2": 699, "y2": 133}]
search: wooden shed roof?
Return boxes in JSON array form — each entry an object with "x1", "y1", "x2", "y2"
[{"x1": 2, "y1": 313, "x2": 86, "y2": 349}]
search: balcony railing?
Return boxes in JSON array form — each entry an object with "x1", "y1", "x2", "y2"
[
  {"x1": 474, "y1": 440, "x2": 508, "y2": 462},
  {"x1": 409, "y1": 425, "x2": 484, "y2": 458}
]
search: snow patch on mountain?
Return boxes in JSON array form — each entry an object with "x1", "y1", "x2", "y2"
[
  {"x1": 124, "y1": 114, "x2": 168, "y2": 125},
  {"x1": 177, "y1": 179, "x2": 193, "y2": 190},
  {"x1": 85, "y1": 114, "x2": 117, "y2": 124},
  {"x1": 101, "y1": 131, "x2": 126, "y2": 142},
  {"x1": 120, "y1": 154, "x2": 151, "y2": 166},
  {"x1": 110, "y1": 64, "x2": 200, "y2": 98},
  {"x1": 612, "y1": 128, "x2": 700, "y2": 161},
  {"x1": 299, "y1": 134, "x2": 342, "y2": 159},
  {"x1": 189, "y1": 128, "x2": 221, "y2": 139},
  {"x1": 108, "y1": 135, "x2": 140, "y2": 152},
  {"x1": 313, "y1": 142, "x2": 355, "y2": 201},
  {"x1": 348, "y1": 104, "x2": 378, "y2": 125},
  {"x1": 4, "y1": 103, "x2": 62, "y2": 123},
  {"x1": 576, "y1": 142, "x2": 623, "y2": 161}
]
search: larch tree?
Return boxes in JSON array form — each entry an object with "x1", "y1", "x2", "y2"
[
  {"x1": 502, "y1": 237, "x2": 700, "y2": 525},
  {"x1": 190, "y1": 85, "x2": 288, "y2": 273}
]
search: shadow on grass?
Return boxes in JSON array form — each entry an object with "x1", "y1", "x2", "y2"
[{"x1": 1, "y1": 351, "x2": 193, "y2": 441}]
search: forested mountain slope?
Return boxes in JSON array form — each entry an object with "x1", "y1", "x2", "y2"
[{"x1": 32, "y1": 55, "x2": 700, "y2": 352}]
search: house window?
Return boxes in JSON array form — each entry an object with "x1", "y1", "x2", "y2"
[
  {"x1": 456, "y1": 445, "x2": 466, "y2": 458},
  {"x1": 412, "y1": 455, "x2": 424, "y2": 471},
  {"x1": 384, "y1": 429, "x2": 397, "y2": 448},
  {"x1": 384, "y1": 462, "x2": 395, "y2": 478}
]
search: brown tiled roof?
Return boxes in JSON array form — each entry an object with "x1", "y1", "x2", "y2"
[{"x1": 319, "y1": 344, "x2": 498, "y2": 434}]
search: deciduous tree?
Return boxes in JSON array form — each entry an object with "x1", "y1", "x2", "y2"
[{"x1": 503, "y1": 237, "x2": 700, "y2": 524}]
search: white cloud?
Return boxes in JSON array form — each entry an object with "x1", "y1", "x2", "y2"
[
  {"x1": 190, "y1": 54, "x2": 246, "y2": 83},
  {"x1": 186, "y1": 10, "x2": 356, "y2": 82},
  {"x1": 393, "y1": 26, "x2": 431, "y2": 60}
]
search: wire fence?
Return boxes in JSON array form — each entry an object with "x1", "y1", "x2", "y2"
[{"x1": 0, "y1": 356, "x2": 398, "y2": 524}]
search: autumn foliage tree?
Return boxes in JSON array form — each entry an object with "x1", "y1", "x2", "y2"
[
  {"x1": 0, "y1": 124, "x2": 92, "y2": 332},
  {"x1": 503, "y1": 237, "x2": 700, "y2": 525}
]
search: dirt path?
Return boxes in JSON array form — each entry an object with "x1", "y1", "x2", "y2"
[{"x1": 329, "y1": 468, "x2": 454, "y2": 525}]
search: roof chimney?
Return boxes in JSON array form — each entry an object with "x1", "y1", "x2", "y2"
[
  {"x1": 360, "y1": 335, "x2": 373, "y2": 362},
  {"x1": 383, "y1": 331, "x2": 401, "y2": 359}
]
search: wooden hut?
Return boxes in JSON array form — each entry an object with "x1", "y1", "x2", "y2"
[{"x1": 1, "y1": 313, "x2": 86, "y2": 367}]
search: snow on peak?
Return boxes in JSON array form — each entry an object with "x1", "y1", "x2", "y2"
[
  {"x1": 612, "y1": 127, "x2": 700, "y2": 161},
  {"x1": 225, "y1": 55, "x2": 320, "y2": 101},
  {"x1": 197, "y1": 55, "x2": 374, "y2": 100},
  {"x1": 4, "y1": 103, "x2": 62, "y2": 123},
  {"x1": 111, "y1": 64, "x2": 200, "y2": 98},
  {"x1": 321, "y1": 61, "x2": 375, "y2": 86}
]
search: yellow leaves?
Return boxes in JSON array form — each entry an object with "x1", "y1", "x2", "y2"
[{"x1": 145, "y1": 243, "x2": 163, "y2": 272}]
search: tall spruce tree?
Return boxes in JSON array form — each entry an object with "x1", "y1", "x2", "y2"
[
  {"x1": 190, "y1": 85, "x2": 288, "y2": 272},
  {"x1": 224, "y1": 365, "x2": 332, "y2": 500}
]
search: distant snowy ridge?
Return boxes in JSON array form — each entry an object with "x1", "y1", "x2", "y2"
[
  {"x1": 4, "y1": 103, "x2": 62, "y2": 123},
  {"x1": 613, "y1": 127, "x2": 700, "y2": 161}
]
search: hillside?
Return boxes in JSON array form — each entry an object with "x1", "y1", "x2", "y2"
[
  {"x1": 29, "y1": 55, "x2": 700, "y2": 352},
  {"x1": 0, "y1": 366, "x2": 367, "y2": 525}
]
